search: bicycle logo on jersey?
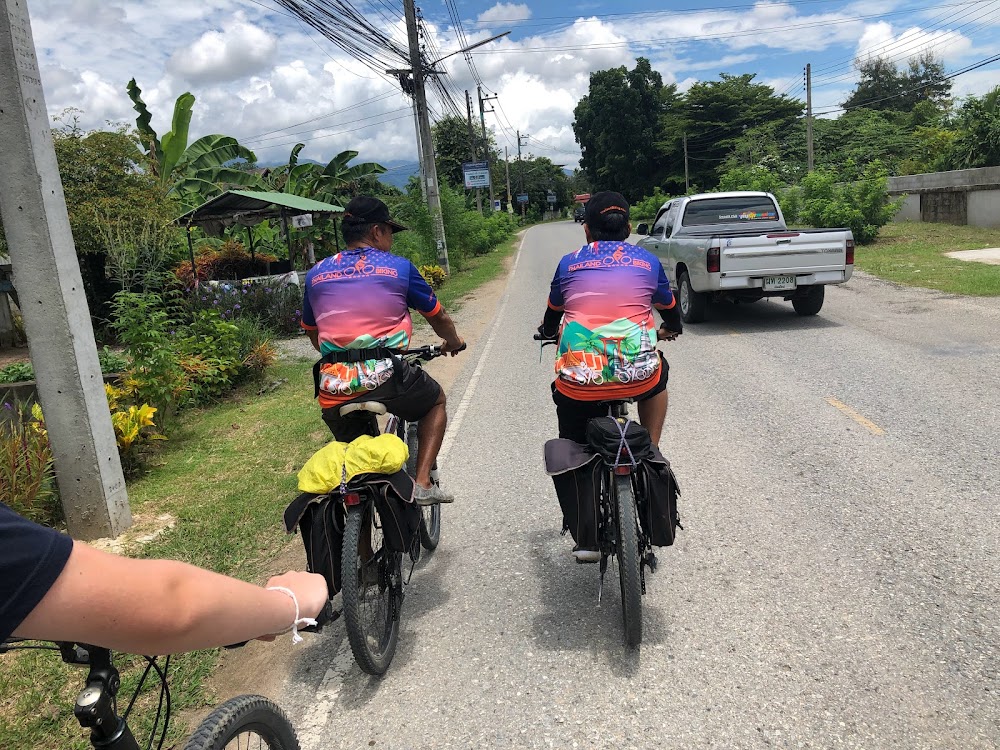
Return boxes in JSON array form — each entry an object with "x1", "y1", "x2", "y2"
[{"x1": 568, "y1": 245, "x2": 652, "y2": 273}]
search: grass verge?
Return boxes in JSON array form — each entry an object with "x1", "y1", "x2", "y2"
[
  {"x1": 0, "y1": 230, "x2": 522, "y2": 749},
  {"x1": 856, "y1": 221, "x2": 1000, "y2": 296}
]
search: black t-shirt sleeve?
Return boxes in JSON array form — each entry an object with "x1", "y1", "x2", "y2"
[{"x1": 0, "y1": 502, "x2": 73, "y2": 641}]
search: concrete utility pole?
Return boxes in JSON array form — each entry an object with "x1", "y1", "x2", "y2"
[
  {"x1": 403, "y1": 0, "x2": 450, "y2": 273},
  {"x1": 517, "y1": 130, "x2": 528, "y2": 219},
  {"x1": 504, "y1": 146, "x2": 513, "y2": 214},
  {"x1": 683, "y1": 132, "x2": 690, "y2": 192},
  {"x1": 0, "y1": 0, "x2": 130, "y2": 538},
  {"x1": 465, "y1": 90, "x2": 482, "y2": 214},
  {"x1": 478, "y1": 86, "x2": 497, "y2": 209},
  {"x1": 805, "y1": 63, "x2": 815, "y2": 172}
]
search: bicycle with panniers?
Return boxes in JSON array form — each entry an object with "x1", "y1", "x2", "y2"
[
  {"x1": 286, "y1": 345, "x2": 456, "y2": 676},
  {"x1": 537, "y1": 333, "x2": 682, "y2": 648}
]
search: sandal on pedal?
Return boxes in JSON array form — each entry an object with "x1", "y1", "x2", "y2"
[{"x1": 414, "y1": 484, "x2": 454, "y2": 506}]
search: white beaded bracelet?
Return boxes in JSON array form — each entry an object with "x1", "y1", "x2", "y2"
[{"x1": 267, "y1": 586, "x2": 318, "y2": 644}]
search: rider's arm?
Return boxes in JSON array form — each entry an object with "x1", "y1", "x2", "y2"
[
  {"x1": 3, "y1": 505, "x2": 327, "y2": 655},
  {"x1": 653, "y1": 262, "x2": 682, "y2": 336},
  {"x1": 539, "y1": 264, "x2": 565, "y2": 338},
  {"x1": 406, "y1": 263, "x2": 464, "y2": 352},
  {"x1": 14, "y1": 541, "x2": 329, "y2": 655}
]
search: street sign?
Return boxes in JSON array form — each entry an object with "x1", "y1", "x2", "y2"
[
  {"x1": 516, "y1": 193, "x2": 529, "y2": 204},
  {"x1": 546, "y1": 193, "x2": 557, "y2": 204},
  {"x1": 493, "y1": 199, "x2": 501, "y2": 211},
  {"x1": 291, "y1": 213, "x2": 313, "y2": 228},
  {"x1": 462, "y1": 161, "x2": 491, "y2": 189}
]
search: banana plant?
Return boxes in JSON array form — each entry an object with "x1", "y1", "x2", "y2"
[
  {"x1": 267, "y1": 144, "x2": 386, "y2": 202},
  {"x1": 127, "y1": 80, "x2": 261, "y2": 207}
]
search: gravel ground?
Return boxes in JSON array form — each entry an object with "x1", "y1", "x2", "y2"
[{"x1": 279, "y1": 223, "x2": 999, "y2": 750}]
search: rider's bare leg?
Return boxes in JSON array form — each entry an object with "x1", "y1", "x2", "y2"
[
  {"x1": 638, "y1": 389, "x2": 668, "y2": 445},
  {"x1": 415, "y1": 390, "x2": 447, "y2": 488}
]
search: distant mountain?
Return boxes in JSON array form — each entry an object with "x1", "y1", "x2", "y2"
[{"x1": 377, "y1": 160, "x2": 420, "y2": 190}]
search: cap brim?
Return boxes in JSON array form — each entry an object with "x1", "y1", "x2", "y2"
[{"x1": 386, "y1": 219, "x2": 409, "y2": 233}]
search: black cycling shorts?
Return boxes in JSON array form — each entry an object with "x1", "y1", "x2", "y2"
[
  {"x1": 551, "y1": 355, "x2": 669, "y2": 444},
  {"x1": 322, "y1": 357, "x2": 442, "y2": 442}
]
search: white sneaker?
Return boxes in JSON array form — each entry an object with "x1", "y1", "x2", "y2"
[{"x1": 572, "y1": 549, "x2": 601, "y2": 564}]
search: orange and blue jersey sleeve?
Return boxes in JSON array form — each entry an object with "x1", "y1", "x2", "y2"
[
  {"x1": 652, "y1": 261, "x2": 676, "y2": 310},
  {"x1": 406, "y1": 262, "x2": 442, "y2": 317},
  {"x1": 547, "y1": 261, "x2": 566, "y2": 311},
  {"x1": 300, "y1": 284, "x2": 318, "y2": 330}
]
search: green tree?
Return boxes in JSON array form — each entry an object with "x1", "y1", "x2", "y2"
[
  {"x1": 842, "y1": 53, "x2": 950, "y2": 113},
  {"x1": 432, "y1": 115, "x2": 477, "y2": 188},
  {"x1": 127, "y1": 80, "x2": 260, "y2": 208},
  {"x1": 514, "y1": 156, "x2": 572, "y2": 215},
  {"x1": 573, "y1": 58, "x2": 673, "y2": 201},
  {"x1": 680, "y1": 73, "x2": 802, "y2": 190},
  {"x1": 944, "y1": 86, "x2": 1000, "y2": 169}
]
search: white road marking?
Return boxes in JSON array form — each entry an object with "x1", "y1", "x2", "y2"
[
  {"x1": 439, "y1": 237, "x2": 525, "y2": 465},
  {"x1": 297, "y1": 637, "x2": 355, "y2": 750}
]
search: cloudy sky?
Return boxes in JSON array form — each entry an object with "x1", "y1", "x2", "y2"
[{"x1": 25, "y1": 0, "x2": 1000, "y2": 172}]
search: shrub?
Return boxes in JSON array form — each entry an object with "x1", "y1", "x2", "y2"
[
  {"x1": 632, "y1": 188, "x2": 671, "y2": 221},
  {"x1": 418, "y1": 264, "x2": 447, "y2": 290},
  {"x1": 232, "y1": 316, "x2": 278, "y2": 380},
  {"x1": 799, "y1": 161, "x2": 902, "y2": 244},
  {"x1": 186, "y1": 282, "x2": 302, "y2": 336},
  {"x1": 104, "y1": 384, "x2": 166, "y2": 478},
  {"x1": 0, "y1": 400, "x2": 59, "y2": 526},
  {"x1": 0, "y1": 347, "x2": 128, "y2": 384}
]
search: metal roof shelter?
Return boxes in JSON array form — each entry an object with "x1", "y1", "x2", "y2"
[{"x1": 174, "y1": 190, "x2": 345, "y2": 276}]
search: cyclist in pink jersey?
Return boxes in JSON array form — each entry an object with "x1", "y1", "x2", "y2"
[{"x1": 301, "y1": 196, "x2": 465, "y2": 505}]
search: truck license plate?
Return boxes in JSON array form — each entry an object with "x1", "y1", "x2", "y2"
[{"x1": 763, "y1": 275, "x2": 796, "y2": 291}]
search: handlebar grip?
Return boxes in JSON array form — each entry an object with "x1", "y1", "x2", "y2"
[
  {"x1": 224, "y1": 601, "x2": 339, "y2": 648},
  {"x1": 454, "y1": 342, "x2": 467, "y2": 353}
]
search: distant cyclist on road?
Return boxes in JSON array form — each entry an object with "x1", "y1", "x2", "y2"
[
  {"x1": 537, "y1": 191, "x2": 682, "y2": 445},
  {"x1": 301, "y1": 196, "x2": 465, "y2": 505}
]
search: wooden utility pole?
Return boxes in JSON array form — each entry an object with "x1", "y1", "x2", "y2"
[
  {"x1": 0, "y1": 0, "x2": 130, "y2": 538},
  {"x1": 517, "y1": 130, "x2": 527, "y2": 219},
  {"x1": 504, "y1": 146, "x2": 513, "y2": 214},
  {"x1": 465, "y1": 90, "x2": 482, "y2": 214},
  {"x1": 403, "y1": 0, "x2": 449, "y2": 273},
  {"x1": 806, "y1": 63, "x2": 815, "y2": 172}
]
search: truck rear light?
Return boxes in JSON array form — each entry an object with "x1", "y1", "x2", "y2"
[
  {"x1": 846, "y1": 239, "x2": 855, "y2": 265},
  {"x1": 707, "y1": 245, "x2": 721, "y2": 273}
]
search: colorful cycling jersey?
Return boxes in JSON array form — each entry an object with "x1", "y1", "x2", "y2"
[
  {"x1": 301, "y1": 247, "x2": 441, "y2": 408},
  {"x1": 548, "y1": 240, "x2": 676, "y2": 401}
]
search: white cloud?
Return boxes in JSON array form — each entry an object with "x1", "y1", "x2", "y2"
[
  {"x1": 167, "y1": 15, "x2": 278, "y2": 84},
  {"x1": 856, "y1": 22, "x2": 973, "y2": 65},
  {"x1": 477, "y1": 3, "x2": 532, "y2": 25}
]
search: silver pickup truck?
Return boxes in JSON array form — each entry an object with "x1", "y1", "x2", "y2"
[{"x1": 635, "y1": 191, "x2": 854, "y2": 322}]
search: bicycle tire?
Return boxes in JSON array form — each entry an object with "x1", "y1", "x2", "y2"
[
  {"x1": 182, "y1": 694, "x2": 299, "y2": 750},
  {"x1": 341, "y1": 501, "x2": 401, "y2": 676},
  {"x1": 407, "y1": 424, "x2": 441, "y2": 550},
  {"x1": 614, "y1": 474, "x2": 643, "y2": 648}
]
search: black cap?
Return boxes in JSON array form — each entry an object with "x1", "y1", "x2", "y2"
[
  {"x1": 342, "y1": 196, "x2": 409, "y2": 233},
  {"x1": 584, "y1": 191, "x2": 630, "y2": 232}
]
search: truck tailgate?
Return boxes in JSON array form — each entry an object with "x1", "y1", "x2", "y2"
[{"x1": 721, "y1": 231, "x2": 846, "y2": 276}]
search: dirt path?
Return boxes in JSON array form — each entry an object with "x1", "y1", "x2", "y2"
[{"x1": 197, "y1": 247, "x2": 519, "y2": 717}]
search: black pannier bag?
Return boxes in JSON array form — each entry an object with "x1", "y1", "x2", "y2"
[
  {"x1": 544, "y1": 437, "x2": 681, "y2": 549},
  {"x1": 284, "y1": 470, "x2": 420, "y2": 598},
  {"x1": 636, "y1": 455, "x2": 681, "y2": 547},
  {"x1": 585, "y1": 416, "x2": 653, "y2": 463}
]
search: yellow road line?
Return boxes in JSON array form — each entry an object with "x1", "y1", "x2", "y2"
[{"x1": 824, "y1": 397, "x2": 886, "y2": 436}]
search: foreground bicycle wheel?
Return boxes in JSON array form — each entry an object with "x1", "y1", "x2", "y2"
[
  {"x1": 406, "y1": 424, "x2": 441, "y2": 550},
  {"x1": 342, "y1": 500, "x2": 401, "y2": 675},
  {"x1": 183, "y1": 694, "x2": 299, "y2": 750},
  {"x1": 614, "y1": 475, "x2": 643, "y2": 648}
]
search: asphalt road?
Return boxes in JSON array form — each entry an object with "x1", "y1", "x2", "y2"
[{"x1": 281, "y1": 221, "x2": 999, "y2": 749}]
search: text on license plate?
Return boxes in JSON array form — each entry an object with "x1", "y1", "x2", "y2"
[{"x1": 763, "y1": 275, "x2": 796, "y2": 291}]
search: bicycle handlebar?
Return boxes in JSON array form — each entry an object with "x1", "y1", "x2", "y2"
[
  {"x1": 401, "y1": 342, "x2": 467, "y2": 361},
  {"x1": 224, "y1": 599, "x2": 339, "y2": 650}
]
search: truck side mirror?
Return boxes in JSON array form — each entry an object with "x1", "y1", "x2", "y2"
[{"x1": 636, "y1": 223, "x2": 649, "y2": 235}]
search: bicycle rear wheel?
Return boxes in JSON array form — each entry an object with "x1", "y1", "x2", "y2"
[
  {"x1": 341, "y1": 500, "x2": 401, "y2": 676},
  {"x1": 614, "y1": 474, "x2": 643, "y2": 648},
  {"x1": 183, "y1": 694, "x2": 299, "y2": 750},
  {"x1": 406, "y1": 424, "x2": 441, "y2": 550}
]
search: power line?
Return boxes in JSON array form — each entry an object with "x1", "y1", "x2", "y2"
[
  {"x1": 245, "y1": 106, "x2": 413, "y2": 145},
  {"x1": 244, "y1": 91, "x2": 399, "y2": 141},
  {"x1": 258, "y1": 111, "x2": 415, "y2": 151}
]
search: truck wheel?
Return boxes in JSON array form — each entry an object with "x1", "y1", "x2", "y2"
[
  {"x1": 792, "y1": 286, "x2": 824, "y2": 316},
  {"x1": 678, "y1": 271, "x2": 707, "y2": 323}
]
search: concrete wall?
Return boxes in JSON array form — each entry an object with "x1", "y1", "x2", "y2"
[{"x1": 888, "y1": 167, "x2": 1000, "y2": 228}]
